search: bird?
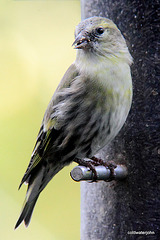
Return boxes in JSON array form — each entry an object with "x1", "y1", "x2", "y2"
[{"x1": 15, "y1": 16, "x2": 133, "y2": 229}]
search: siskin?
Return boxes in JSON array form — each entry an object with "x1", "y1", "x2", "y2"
[{"x1": 15, "y1": 16, "x2": 133, "y2": 228}]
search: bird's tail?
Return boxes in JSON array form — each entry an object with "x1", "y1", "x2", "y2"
[
  {"x1": 15, "y1": 194, "x2": 39, "y2": 229},
  {"x1": 15, "y1": 166, "x2": 45, "y2": 229}
]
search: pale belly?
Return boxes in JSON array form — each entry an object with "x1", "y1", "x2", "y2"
[{"x1": 89, "y1": 93, "x2": 132, "y2": 157}]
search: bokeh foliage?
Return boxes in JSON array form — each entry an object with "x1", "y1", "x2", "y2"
[{"x1": 0, "y1": 1, "x2": 80, "y2": 239}]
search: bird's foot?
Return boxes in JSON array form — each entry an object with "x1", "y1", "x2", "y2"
[
  {"x1": 91, "y1": 157, "x2": 117, "y2": 181},
  {"x1": 74, "y1": 157, "x2": 117, "y2": 182},
  {"x1": 74, "y1": 158, "x2": 98, "y2": 181}
]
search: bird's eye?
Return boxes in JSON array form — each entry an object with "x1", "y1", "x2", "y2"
[{"x1": 96, "y1": 27, "x2": 104, "y2": 35}]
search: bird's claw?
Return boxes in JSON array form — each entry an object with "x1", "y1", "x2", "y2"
[
  {"x1": 91, "y1": 157, "x2": 117, "y2": 181},
  {"x1": 74, "y1": 157, "x2": 117, "y2": 182},
  {"x1": 74, "y1": 158, "x2": 98, "y2": 182}
]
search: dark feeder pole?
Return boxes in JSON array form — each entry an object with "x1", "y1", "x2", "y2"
[{"x1": 70, "y1": 1, "x2": 160, "y2": 239}]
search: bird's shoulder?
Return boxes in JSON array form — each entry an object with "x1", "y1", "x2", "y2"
[{"x1": 43, "y1": 63, "x2": 80, "y2": 125}]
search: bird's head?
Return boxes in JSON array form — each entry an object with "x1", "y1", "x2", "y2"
[{"x1": 73, "y1": 17, "x2": 132, "y2": 65}]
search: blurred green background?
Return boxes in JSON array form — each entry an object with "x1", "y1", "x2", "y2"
[{"x1": 0, "y1": 1, "x2": 80, "y2": 239}]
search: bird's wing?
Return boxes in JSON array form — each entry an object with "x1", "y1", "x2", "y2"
[{"x1": 18, "y1": 64, "x2": 79, "y2": 189}]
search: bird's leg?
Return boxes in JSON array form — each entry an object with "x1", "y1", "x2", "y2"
[
  {"x1": 91, "y1": 156, "x2": 117, "y2": 181},
  {"x1": 74, "y1": 158, "x2": 98, "y2": 181}
]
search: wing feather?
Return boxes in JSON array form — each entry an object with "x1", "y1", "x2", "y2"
[{"x1": 18, "y1": 64, "x2": 79, "y2": 189}]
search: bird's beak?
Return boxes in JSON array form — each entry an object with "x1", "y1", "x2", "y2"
[{"x1": 72, "y1": 33, "x2": 91, "y2": 49}]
